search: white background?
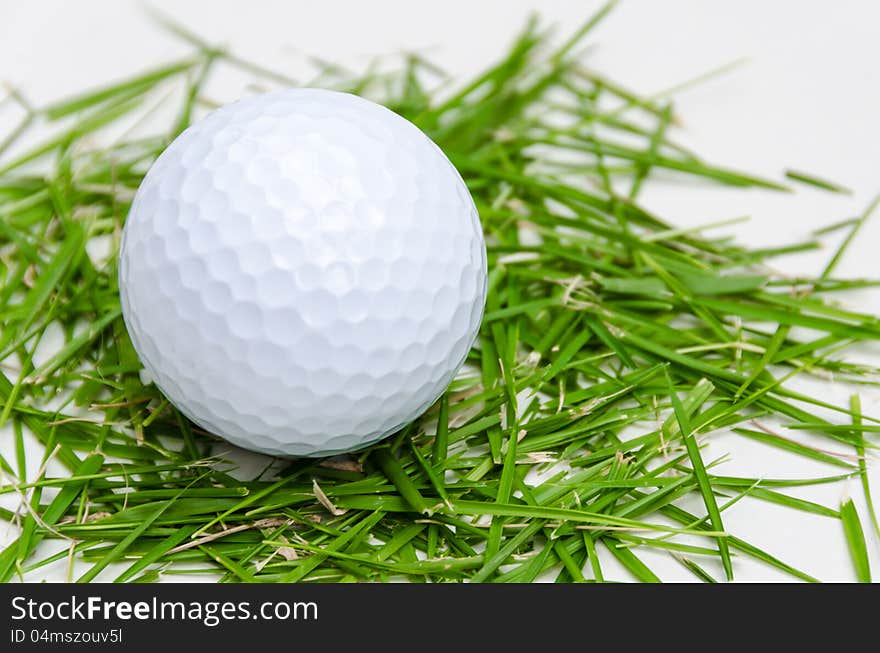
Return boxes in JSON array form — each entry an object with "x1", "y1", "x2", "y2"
[{"x1": 1, "y1": 0, "x2": 879, "y2": 582}]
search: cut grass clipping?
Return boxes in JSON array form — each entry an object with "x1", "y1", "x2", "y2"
[{"x1": 1, "y1": 4, "x2": 879, "y2": 582}]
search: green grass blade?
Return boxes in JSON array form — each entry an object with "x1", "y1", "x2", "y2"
[{"x1": 840, "y1": 498, "x2": 871, "y2": 582}]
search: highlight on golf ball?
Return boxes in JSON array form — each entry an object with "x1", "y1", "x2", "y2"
[{"x1": 117, "y1": 88, "x2": 488, "y2": 458}]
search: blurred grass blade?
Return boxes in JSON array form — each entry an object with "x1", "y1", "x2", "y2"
[{"x1": 840, "y1": 498, "x2": 871, "y2": 582}]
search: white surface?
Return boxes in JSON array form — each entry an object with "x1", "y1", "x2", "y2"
[
  {"x1": 2, "y1": 0, "x2": 880, "y2": 581},
  {"x1": 119, "y1": 88, "x2": 486, "y2": 457}
]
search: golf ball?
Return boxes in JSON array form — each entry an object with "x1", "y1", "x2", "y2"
[{"x1": 118, "y1": 88, "x2": 487, "y2": 457}]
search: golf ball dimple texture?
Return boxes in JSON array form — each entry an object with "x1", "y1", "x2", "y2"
[{"x1": 118, "y1": 88, "x2": 487, "y2": 457}]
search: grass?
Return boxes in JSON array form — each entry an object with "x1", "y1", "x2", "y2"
[{"x1": 0, "y1": 2, "x2": 878, "y2": 582}]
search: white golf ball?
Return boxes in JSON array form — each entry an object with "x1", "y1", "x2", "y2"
[{"x1": 118, "y1": 88, "x2": 487, "y2": 457}]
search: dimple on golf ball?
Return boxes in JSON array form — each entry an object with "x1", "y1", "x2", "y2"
[{"x1": 118, "y1": 88, "x2": 487, "y2": 457}]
